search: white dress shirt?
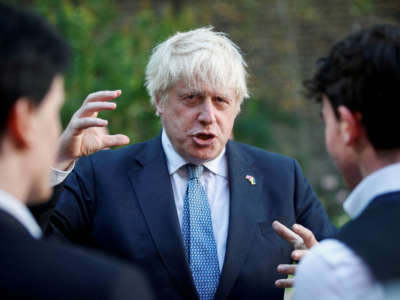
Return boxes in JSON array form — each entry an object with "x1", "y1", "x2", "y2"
[
  {"x1": 294, "y1": 162, "x2": 400, "y2": 300},
  {"x1": 161, "y1": 130, "x2": 230, "y2": 271},
  {"x1": 0, "y1": 189, "x2": 42, "y2": 239},
  {"x1": 50, "y1": 165, "x2": 74, "y2": 186}
]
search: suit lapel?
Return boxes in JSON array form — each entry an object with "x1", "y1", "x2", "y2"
[
  {"x1": 215, "y1": 141, "x2": 264, "y2": 299},
  {"x1": 127, "y1": 135, "x2": 198, "y2": 299}
]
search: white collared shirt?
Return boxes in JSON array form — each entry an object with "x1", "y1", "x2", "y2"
[
  {"x1": 50, "y1": 165, "x2": 74, "y2": 186},
  {"x1": 0, "y1": 189, "x2": 42, "y2": 239},
  {"x1": 294, "y1": 163, "x2": 400, "y2": 300},
  {"x1": 161, "y1": 130, "x2": 230, "y2": 271}
]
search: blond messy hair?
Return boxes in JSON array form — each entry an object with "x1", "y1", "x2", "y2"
[{"x1": 145, "y1": 26, "x2": 249, "y2": 110}]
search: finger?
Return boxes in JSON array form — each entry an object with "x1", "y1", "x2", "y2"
[
  {"x1": 292, "y1": 223, "x2": 318, "y2": 248},
  {"x1": 291, "y1": 249, "x2": 308, "y2": 261},
  {"x1": 275, "y1": 278, "x2": 294, "y2": 289},
  {"x1": 84, "y1": 90, "x2": 122, "y2": 103},
  {"x1": 277, "y1": 264, "x2": 297, "y2": 275},
  {"x1": 272, "y1": 220, "x2": 305, "y2": 249},
  {"x1": 72, "y1": 117, "x2": 108, "y2": 132},
  {"x1": 101, "y1": 134, "x2": 130, "y2": 148},
  {"x1": 78, "y1": 102, "x2": 117, "y2": 118}
]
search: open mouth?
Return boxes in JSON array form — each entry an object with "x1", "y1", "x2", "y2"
[
  {"x1": 197, "y1": 133, "x2": 214, "y2": 140},
  {"x1": 193, "y1": 133, "x2": 216, "y2": 146}
]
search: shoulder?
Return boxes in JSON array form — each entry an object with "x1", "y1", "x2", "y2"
[
  {"x1": 227, "y1": 140, "x2": 305, "y2": 182},
  {"x1": 227, "y1": 140, "x2": 297, "y2": 169},
  {"x1": 0, "y1": 234, "x2": 151, "y2": 300},
  {"x1": 91, "y1": 139, "x2": 153, "y2": 163},
  {"x1": 303, "y1": 239, "x2": 358, "y2": 266},
  {"x1": 75, "y1": 137, "x2": 159, "y2": 172},
  {"x1": 294, "y1": 239, "x2": 380, "y2": 300}
]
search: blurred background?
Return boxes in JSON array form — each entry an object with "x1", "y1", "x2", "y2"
[{"x1": 7, "y1": 0, "x2": 400, "y2": 226}]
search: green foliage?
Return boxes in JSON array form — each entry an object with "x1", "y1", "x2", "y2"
[
  {"x1": 235, "y1": 97, "x2": 297, "y2": 150},
  {"x1": 22, "y1": 0, "x2": 201, "y2": 142},
  {"x1": 10, "y1": 0, "x2": 395, "y2": 225},
  {"x1": 351, "y1": 0, "x2": 376, "y2": 16}
]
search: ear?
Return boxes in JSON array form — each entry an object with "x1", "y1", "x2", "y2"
[
  {"x1": 154, "y1": 94, "x2": 164, "y2": 116},
  {"x1": 8, "y1": 99, "x2": 36, "y2": 149},
  {"x1": 337, "y1": 105, "x2": 363, "y2": 145}
]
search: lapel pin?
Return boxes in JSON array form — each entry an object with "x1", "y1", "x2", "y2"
[{"x1": 245, "y1": 175, "x2": 256, "y2": 185}]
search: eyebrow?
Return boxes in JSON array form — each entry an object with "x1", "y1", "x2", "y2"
[
  {"x1": 179, "y1": 91, "x2": 203, "y2": 97},
  {"x1": 179, "y1": 89, "x2": 231, "y2": 99}
]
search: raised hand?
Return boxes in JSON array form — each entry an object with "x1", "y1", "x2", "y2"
[
  {"x1": 55, "y1": 90, "x2": 130, "y2": 170},
  {"x1": 272, "y1": 220, "x2": 318, "y2": 288}
]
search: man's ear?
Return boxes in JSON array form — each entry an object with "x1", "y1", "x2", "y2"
[
  {"x1": 154, "y1": 94, "x2": 164, "y2": 116},
  {"x1": 337, "y1": 105, "x2": 363, "y2": 145},
  {"x1": 8, "y1": 99, "x2": 35, "y2": 149}
]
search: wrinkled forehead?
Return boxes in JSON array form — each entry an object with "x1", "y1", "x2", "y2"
[{"x1": 177, "y1": 76, "x2": 238, "y2": 100}]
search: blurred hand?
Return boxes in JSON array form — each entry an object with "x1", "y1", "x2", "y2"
[
  {"x1": 272, "y1": 220, "x2": 318, "y2": 288},
  {"x1": 54, "y1": 90, "x2": 130, "y2": 170}
]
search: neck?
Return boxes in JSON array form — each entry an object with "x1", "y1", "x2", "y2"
[
  {"x1": 359, "y1": 147, "x2": 400, "y2": 179},
  {"x1": 0, "y1": 144, "x2": 31, "y2": 205}
]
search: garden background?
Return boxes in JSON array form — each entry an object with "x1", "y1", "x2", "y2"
[{"x1": 8, "y1": 0, "x2": 400, "y2": 226}]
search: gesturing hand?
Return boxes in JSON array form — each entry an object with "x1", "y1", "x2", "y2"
[
  {"x1": 55, "y1": 90, "x2": 130, "y2": 170},
  {"x1": 272, "y1": 220, "x2": 318, "y2": 288}
]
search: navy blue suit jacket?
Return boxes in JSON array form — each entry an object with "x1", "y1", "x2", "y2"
[
  {"x1": 43, "y1": 134, "x2": 336, "y2": 299},
  {"x1": 0, "y1": 209, "x2": 152, "y2": 300}
]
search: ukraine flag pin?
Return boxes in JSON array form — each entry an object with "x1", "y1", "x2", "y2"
[{"x1": 245, "y1": 175, "x2": 256, "y2": 185}]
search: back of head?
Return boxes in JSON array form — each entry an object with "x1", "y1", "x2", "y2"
[
  {"x1": 0, "y1": 4, "x2": 70, "y2": 138},
  {"x1": 306, "y1": 24, "x2": 400, "y2": 150},
  {"x1": 145, "y1": 26, "x2": 249, "y2": 108}
]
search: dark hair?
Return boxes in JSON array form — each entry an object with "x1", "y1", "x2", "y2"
[
  {"x1": 305, "y1": 24, "x2": 400, "y2": 150},
  {"x1": 0, "y1": 4, "x2": 70, "y2": 134}
]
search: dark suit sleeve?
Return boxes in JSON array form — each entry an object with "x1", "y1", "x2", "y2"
[
  {"x1": 292, "y1": 160, "x2": 338, "y2": 240},
  {"x1": 31, "y1": 157, "x2": 96, "y2": 243},
  {"x1": 30, "y1": 181, "x2": 65, "y2": 230},
  {"x1": 48, "y1": 156, "x2": 96, "y2": 243},
  {"x1": 110, "y1": 268, "x2": 154, "y2": 300}
]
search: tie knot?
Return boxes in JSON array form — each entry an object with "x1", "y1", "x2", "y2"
[{"x1": 187, "y1": 164, "x2": 203, "y2": 179}]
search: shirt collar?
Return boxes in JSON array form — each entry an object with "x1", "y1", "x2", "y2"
[
  {"x1": 343, "y1": 162, "x2": 400, "y2": 219},
  {"x1": 0, "y1": 189, "x2": 42, "y2": 239},
  {"x1": 161, "y1": 129, "x2": 228, "y2": 178}
]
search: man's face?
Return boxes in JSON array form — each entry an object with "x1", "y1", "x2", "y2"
[
  {"x1": 28, "y1": 76, "x2": 65, "y2": 203},
  {"x1": 157, "y1": 79, "x2": 240, "y2": 164},
  {"x1": 322, "y1": 96, "x2": 361, "y2": 189}
]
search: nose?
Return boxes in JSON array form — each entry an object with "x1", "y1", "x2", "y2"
[{"x1": 198, "y1": 97, "x2": 216, "y2": 125}]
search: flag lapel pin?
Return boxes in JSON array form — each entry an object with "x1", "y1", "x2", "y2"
[{"x1": 245, "y1": 175, "x2": 256, "y2": 185}]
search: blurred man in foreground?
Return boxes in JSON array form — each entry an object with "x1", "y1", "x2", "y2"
[
  {"x1": 40, "y1": 27, "x2": 336, "y2": 299},
  {"x1": 0, "y1": 4, "x2": 151, "y2": 299},
  {"x1": 293, "y1": 24, "x2": 400, "y2": 299}
]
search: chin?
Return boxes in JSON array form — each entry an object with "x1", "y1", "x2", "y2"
[
  {"x1": 194, "y1": 150, "x2": 221, "y2": 163},
  {"x1": 28, "y1": 186, "x2": 52, "y2": 205}
]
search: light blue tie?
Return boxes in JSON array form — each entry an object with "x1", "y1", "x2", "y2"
[{"x1": 182, "y1": 164, "x2": 220, "y2": 300}]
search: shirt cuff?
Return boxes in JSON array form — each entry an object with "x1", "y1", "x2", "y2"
[{"x1": 50, "y1": 162, "x2": 75, "y2": 187}]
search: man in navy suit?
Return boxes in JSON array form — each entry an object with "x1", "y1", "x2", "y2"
[
  {"x1": 0, "y1": 4, "x2": 152, "y2": 299},
  {"x1": 42, "y1": 27, "x2": 336, "y2": 299}
]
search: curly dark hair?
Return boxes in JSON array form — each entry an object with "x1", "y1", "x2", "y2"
[{"x1": 305, "y1": 24, "x2": 400, "y2": 150}]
